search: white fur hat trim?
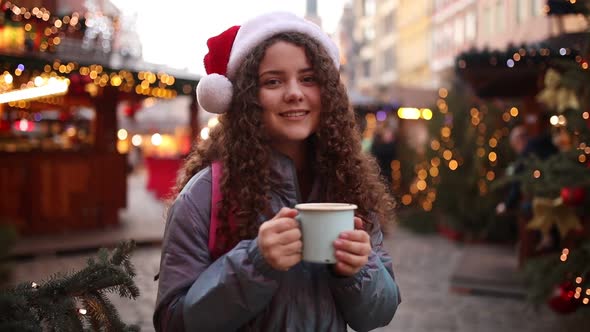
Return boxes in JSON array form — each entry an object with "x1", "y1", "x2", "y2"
[{"x1": 196, "y1": 73, "x2": 233, "y2": 114}]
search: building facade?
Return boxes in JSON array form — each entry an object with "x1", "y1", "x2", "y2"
[
  {"x1": 396, "y1": 0, "x2": 434, "y2": 88},
  {"x1": 431, "y1": 0, "x2": 478, "y2": 88}
]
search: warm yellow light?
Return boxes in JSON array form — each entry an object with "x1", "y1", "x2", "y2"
[
  {"x1": 416, "y1": 180, "x2": 427, "y2": 191},
  {"x1": 441, "y1": 127, "x2": 451, "y2": 138},
  {"x1": 66, "y1": 127, "x2": 77, "y2": 137},
  {"x1": 550, "y1": 115, "x2": 559, "y2": 126},
  {"x1": 438, "y1": 88, "x2": 448, "y2": 98},
  {"x1": 111, "y1": 76, "x2": 122, "y2": 86},
  {"x1": 443, "y1": 150, "x2": 453, "y2": 160},
  {"x1": 489, "y1": 138, "x2": 498, "y2": 148},
  {"x1": 430, "y1": 140, "x2": 440, "y2": 151},
  {"x1": 449, "y1": 160, "x2": 458, "y2": 170},
  {"x1": 117, "y1": 129, "x2": 128, "y2": 140},
  {"x1": 429, "y1": 167, "x2": 439, "y2": 177},
  {"x1": 117, "y1": 139, "x2": 129, "y2": 154},
  {"x1": 200, "y1": 127, "x2": 210, "y2": 140},
  {"x1": 33, "y1": 76, "x2": 44, "y2": 87},
  {"x1": 421, "y1": 108, "x2": 433, "y2": 120},
  {"x1": 510, "y1": 107, "x2": 519, "y2": 117},
  {"x1": 4, "y1": 73, "x2": 13, "y2": 84},
  {"x1": 418, "y1": 169, "x2": 428, "y2": 180},
  {"x1": 207, "y1": 116, "x2": 219, "y2": 128},
  {"x1": 401, "y1": 194, "x2": 412, "y2": 205},
  {"x1": 397, "y1": 107, "x2": 420, "y2": 120},
  {"x1": 151, "y1": 133, "x2": 162, "y2": 146},
  {"x1": 488, "y1": 152, "x2": 497, "y2": 162},
  {"x1": 131, "y1": 134, "x2": 142, "y2": 147},
  {"x1": 437, "y1": 99, "x2": 448, "y2": 113},
  {"x1": 0, "y1": 78, "x2": 68, "y2": 103},
  {"x1": 431, "y1": 157, "x2": 441, "y2": 167},
  {"x1": 486, "y1": 171, "x2": 495, "y2": 181},
  {"x1": 583, "y1": 112, "x2": 589, "y2": 120}
]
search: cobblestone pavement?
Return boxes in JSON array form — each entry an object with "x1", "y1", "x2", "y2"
[{"x1": 8, "y1": 227, "x2": 589, "y2": 332}]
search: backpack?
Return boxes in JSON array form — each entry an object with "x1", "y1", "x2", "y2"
[
  {"x1": 209, "y1": 161, "x2": 238, "y2": 260},
  {"x1": 154, "y1": 161, "x2": 231, "y2": 282}
]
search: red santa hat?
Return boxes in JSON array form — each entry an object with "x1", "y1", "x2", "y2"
[{"x1": 197, "y1": 11, "x2": 340, "y2": 114}]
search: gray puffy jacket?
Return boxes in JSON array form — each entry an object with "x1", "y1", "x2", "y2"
[{"x1": 153, "y1": 153, "x2": 401, "y2": 331}]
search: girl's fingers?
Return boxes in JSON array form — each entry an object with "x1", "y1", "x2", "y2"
[
  {"x1": 334, "y1": 249, "x2": 368, "y2": 268},
  {"x1": 339, "y1": 229, "x2": 370, "y2": 244},
  {"x1": 334, "y1": 238, "x2": 370, "y2": 256},
  {"x1": 354, "y1": 217, "x2": 364, "y2": 230},
  {"x1": 281, "y1": 240, "x2": 303, "y2": 255},
  {"x1": 277, "y1": 228, "x2": 302, "y2": 245},
  {"x1": 334, "y1": 261, "x2": 359, "y2": 276}
]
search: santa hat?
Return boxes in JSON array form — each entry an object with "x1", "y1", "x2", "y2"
[{"x1": 197, "y1": 11, "x2": 340, "y2": 114}]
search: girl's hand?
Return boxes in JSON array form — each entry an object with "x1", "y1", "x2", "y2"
[
  {"x1": 257, "y1": 207, "x2": 302, "y2": 271},
  {"x1": 332, "y1": 217, "x2": 371, "y2": 277}
]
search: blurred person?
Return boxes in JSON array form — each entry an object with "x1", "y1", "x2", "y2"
[
  {"x1": 370, "y1": 123, "x2": 397, "y2": 184},
  {"x1": 496, "y1": 125, "x2": 529, "y2": 215},
  {"x1": 153, "y1": 12, "x2": 400, "y2": 332}
]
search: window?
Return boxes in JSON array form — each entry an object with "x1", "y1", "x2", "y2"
[
  {"x1": 496, "y1": 0, "x2": 505, "y2": 32},
  {"x1": 454, "y1": 17, "x2": 464, "y2": 45},
  {"x1": 363, "y1": 0, "x2": 376, "y2": 16},
  {"x1": 516, "y1": 0, "x2": 528, "y2": 23},
  {"x1": 465, "y1": 11, "x2": 477, "y2": 41},
  {"x1": 484, "y1": 5, "x2": 493, "y2": 36},
  {"x1": 532, "y1": 0, "x2": 544, "y2": 16},
  {"x1": 382, "y1": 47, "x2": 394, "y2": 71},
  {"x1": 363, "y1": 60, "x2": 372, "y2": 77},
  {"x1": 383, "y1": 12, "x2": 394, "y2": 34},
  {"x1": 363, "y1": 24, "x2": 375, "y2": 41}
]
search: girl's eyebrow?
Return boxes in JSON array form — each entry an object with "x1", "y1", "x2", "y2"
[{"x1": 259, "y1": 67, "x2": 314, "y2": 78}]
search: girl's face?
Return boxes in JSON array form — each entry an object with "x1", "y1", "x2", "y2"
[{"x1": 258, "y1": 41, "x2": 321, "y2": 151}]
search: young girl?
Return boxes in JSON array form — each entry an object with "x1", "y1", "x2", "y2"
[{"x1": 154, "y1": 11, "x2": 401, "y2": 331}]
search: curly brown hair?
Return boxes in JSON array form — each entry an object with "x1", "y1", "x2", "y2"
[{"x1": 173, "y1": 32, "x2": 396, "y2": 248}]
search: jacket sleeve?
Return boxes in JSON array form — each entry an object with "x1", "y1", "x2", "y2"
[
  {"x1": 329, "y1": 216, "x2": 401, "y2": 332},
  {"x1": 153, "y1": 168, "x2": 283, "y2": 332}
]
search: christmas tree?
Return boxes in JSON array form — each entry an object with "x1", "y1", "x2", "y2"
[
  {"x1": 496, "y1": 0, "x2": 590, "y2": 315},
  {"x1": 393, "y1": 80, "x2": 515, "y2": 242},
  {"x1": 512, "y1": 46, "x2": 590, "y2": 315},
  {"x1": 0, "y1": 241, "x2": 140, "y2": 331}
]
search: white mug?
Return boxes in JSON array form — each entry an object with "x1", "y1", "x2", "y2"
[{"x1": 294, "y1": 203, "x2": 357, "y2": 263}]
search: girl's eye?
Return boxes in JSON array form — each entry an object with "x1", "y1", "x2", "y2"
[
  {"x1": 263, "y1": 79, "x2": 281, "y2": 86},
  {"x1": 302, "y1": 76, "x2": 316, "y2": 83}
]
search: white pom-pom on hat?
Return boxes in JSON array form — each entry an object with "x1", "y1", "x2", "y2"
[{"x1": 196, "y1": 73, "x2": 233, "y2": 114}]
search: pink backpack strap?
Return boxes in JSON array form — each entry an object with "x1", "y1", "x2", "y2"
[{"x1": 209, "y1": 161, "x2": 223, "y2": 258}]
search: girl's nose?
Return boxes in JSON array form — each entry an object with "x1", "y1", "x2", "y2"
[{"x1": 284, "y1": 81, "x2": 304, "y2": 103}]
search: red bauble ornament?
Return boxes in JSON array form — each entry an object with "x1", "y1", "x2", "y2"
[
  {"x1": 547, "y1": 282, "x2": 580, "y2": 314},
  {"x1": 560, "y1": 187, "x2": 586, "y2": 206}
]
